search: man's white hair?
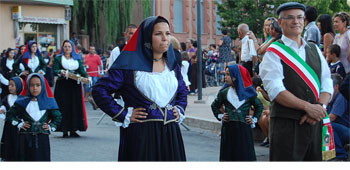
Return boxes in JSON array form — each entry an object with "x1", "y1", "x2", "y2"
[{"x1": 237, "y1": 23, "x2": 249, "y2": 34}]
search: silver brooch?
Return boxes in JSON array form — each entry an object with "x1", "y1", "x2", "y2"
[
  {"x1": 150, "y1": 103, "x2": 157, "y2": 110},
  {"x1": 165, "y1": 104, "x2": 173, "y2": 110},
  {"x1": 144, "y1": 42, "x2": 152, "y2": 49}
]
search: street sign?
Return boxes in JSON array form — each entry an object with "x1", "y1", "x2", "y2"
[{"x1": 12, "y1": 6, "x2": 22, "y2": 20}]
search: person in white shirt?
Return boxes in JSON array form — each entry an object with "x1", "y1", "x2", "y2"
[
  {"x1": 238, "y1": 23, "x2": 258, "y2": 77},
  {"x1": 259, "y1": 2, "x2": 333, "y2": 161},
  {"x1": 108, "y1": 24, "x2": 137, "y2": 69}
]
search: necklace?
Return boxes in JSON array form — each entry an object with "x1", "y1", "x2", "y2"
[{"x1": 153, "y1": 57, "x2": 163, "y2": 62}]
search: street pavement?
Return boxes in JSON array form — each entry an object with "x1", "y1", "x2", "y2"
[{"x1": 49, "y1": 86, "x2": 269, "y2": 161}]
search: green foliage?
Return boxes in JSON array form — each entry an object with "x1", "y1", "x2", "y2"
[
  {"x1": 216, "y1": 0, "x2": 350, "y2": 40},
  {"x1": 71, "y1": 0, "x2": 144, "y2": 49},
  {"x1": 143, "y1": 0, "x2": 152, "y2": 18}
]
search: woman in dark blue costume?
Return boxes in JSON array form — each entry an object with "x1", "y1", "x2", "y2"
[
  {"x1": 92, "y1": 16, "x2": 188, "y2": 161},
  {"x1": 12, "y1": 40, "x2": 47, "y2": 80}
]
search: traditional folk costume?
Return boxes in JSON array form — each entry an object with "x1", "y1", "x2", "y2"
[
  {"x1": 211, "y1": 64, "x2": 263, "y2": 161},
  {"x1": 92, "y1": 16, "x2": 188, "y2": 161},
  {"x1": 0, "y1": 48, "x2": 16, "y2": 99},
  {"x1": 6, "y1": 73, "x2": 62, "y2": 161},
  {"x1": 53, "y1": 40, "x2": 88, "y2": 133},
  {"x1": 12, "y1": 41, "x2": 47, "y2": 80},
  {"x1": 0, "y1": 77, "x2": 24, "y2": 161},
  {"x1": 260, "y1": 32, "x2": 334, "y2": 160}
]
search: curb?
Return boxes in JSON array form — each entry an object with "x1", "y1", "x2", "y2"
[
  {"x1": 183, "y1": 116, "x2": 266, "y2": 142},
  {"x1": 183, "y1": 116, "x2": 221, "y2": 133}
]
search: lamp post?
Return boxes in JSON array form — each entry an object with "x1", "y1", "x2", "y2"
[{"x1": 196, "y1": 0, "x2": 204, "y2": 103}]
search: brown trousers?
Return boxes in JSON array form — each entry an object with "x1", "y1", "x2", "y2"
[{"x1": 269, "y1": 116, "x2": 323, "y2": 161}]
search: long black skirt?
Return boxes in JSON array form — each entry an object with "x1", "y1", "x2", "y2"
[
  {"x1": 1, "y1": 120, "x2": 20, "y2": 161},
  {"x1": 54, "y1": 78, "x2": 87, "y2": 132},
  {"x1": 18, "y1": 134, "x2": 50, "y2": 161},
  {"x1": 119, "y1": 121, "x2": 186, "y2": 161},
  {"x1": 220, "y1": 121, "x2": 256, "y2": 161}
]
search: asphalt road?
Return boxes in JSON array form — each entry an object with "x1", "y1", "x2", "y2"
[{"x1": 50, "y1": 102, "x2": 268, "y2": 161}]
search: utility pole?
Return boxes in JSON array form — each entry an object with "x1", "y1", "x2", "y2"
[{"x1": 195, "y1": 0, "x2": 205, "y2": 103}]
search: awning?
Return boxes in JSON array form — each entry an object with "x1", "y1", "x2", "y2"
[{"x1": 18, "y1": 16, "x2": 66, "y2": 24}]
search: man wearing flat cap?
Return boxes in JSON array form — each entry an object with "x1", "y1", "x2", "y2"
[{"x1": 259, "y1": 2, "x2": 333, "y2": 161}]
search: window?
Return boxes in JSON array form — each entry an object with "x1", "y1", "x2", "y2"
[
  {"x1": 20, "y1": 23, "x2": 57, "y2": 51},
  {"x1": 215, "y1": 0, "x2": 222, "y2": 35},
  {"x1": 174, "y1": 0, "x2": 183, "y2": 33}
]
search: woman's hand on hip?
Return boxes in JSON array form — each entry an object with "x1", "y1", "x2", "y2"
[
  {"x1": 173, "y1": 107, "x2": 180, "y2": 121},
  {"x1": 130, "y1": 108, "x2": 148, "y2": 123}
]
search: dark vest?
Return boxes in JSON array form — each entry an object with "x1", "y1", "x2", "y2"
[{"x1": 270, "y1": 40, "x2": 322, "y2": 120}]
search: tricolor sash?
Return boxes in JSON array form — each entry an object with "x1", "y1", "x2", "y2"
[
  {"x1": 322, "y1": 112, "x2": 336, "y2": 160},
  {"x1": 266, "y1": 41, "x2": 321, "y2": 101}
]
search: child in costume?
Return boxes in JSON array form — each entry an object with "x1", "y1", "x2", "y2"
[
  {"x1": 0, "y1": 77, "x2": 24, "y2": 161},
  {"x1": 6, "y1": 73, "x2": 61, "y2": 161},
  {"x1": 211, "y1": 64, "x2": 263, "y2": 161}
]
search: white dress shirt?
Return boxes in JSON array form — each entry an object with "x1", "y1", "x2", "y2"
[
  {"x1": 259, "y1": 35, "x2": 333, "y2": 101},
  {"x1": 109, "y1": 42, "x2": 127, "y2": 69},
  {"x1": 181, "y1": 61, "x2": 191, "y2": 86},
  {"x1": 241, "y1": 35, "x2": 257, "y2": 62}
]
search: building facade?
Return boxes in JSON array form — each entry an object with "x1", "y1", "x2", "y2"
[
  {"x1": 0, "y1": 0, "x2": 73, "y2": 51},
  {"x1": 153, "y1": 0, "x2": 223, "y2": 48}
]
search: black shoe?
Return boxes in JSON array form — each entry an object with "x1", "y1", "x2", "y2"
[
  {"x1": 63, "y1": 133, "x2": 69, "y2": 138},
  {"x1": 70, "y1": 131, "x2": 80, "y2": 137},
  {"x1": 265, "y1": 143, "x2": 270, "y2": 148},
  {"x1": 260, "y1": 140, "x2": 269, "y2": 146}
]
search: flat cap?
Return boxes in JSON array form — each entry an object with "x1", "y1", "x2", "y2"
[{"x1": 277, "y1": 2, "x2": 306, "y2": 15}]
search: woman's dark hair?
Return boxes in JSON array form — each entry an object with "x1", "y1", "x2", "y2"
[
  {"x1": 5, "y1": 48, "x2": 14, "y2": 58},
  {"x1": 193, "y1": 41, "x2": 198, "y2": 48},
  {"x1": 180, "y1": 42, "x2": 186, "y2": 51},
  {"x1": 155, "y1": 17, "x2": 169, "y2": 25},
  {"x1": 221, "y1": 29, "x2": 228, "y2": 35},
  {"x1": 317, "y1": 14, "x2": 335, "y2": 37}
]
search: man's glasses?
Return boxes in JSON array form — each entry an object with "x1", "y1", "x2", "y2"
[{"x1": 280, "y1": 15, "x2": 305, "y2": 21}]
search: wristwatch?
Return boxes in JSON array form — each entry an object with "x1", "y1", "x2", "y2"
[{"x1": 319, "y1": 103, "x2": 327, "y2": 109}]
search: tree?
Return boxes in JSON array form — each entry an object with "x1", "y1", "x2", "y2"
[
  {"x1": 71, "y1": 0, "x2": 152, "y2": 50},
  {"x1": 216, "y1": 0, "x2": 350, "y2": 40}
]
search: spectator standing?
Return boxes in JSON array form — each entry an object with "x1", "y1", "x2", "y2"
[
  {"x1": 333, "y1": 12, "x2": 350, "y2": 73},
  {"x1": 304, "y1": 6, "x2": 321, "y2": 46},
  {"x1": 109, "y1": 24, "x2": 137, "y2": 69},
  {"x1": 238, "y1": 24, "x2": 258, "y2": 77},
  {"x1": 84, "y1": 46, "x2": 102, "y2": 100},
  {"x1": 70, "y1": 32, "x2": 80, "y2": 46},
  {"x1": 317, "y1": 14, "x2": 335, "y2": 57},
  {"x1": 218, "y1": 29, "x2": 232, "y2": 69},
  {"x1": 257, "y1": 17, "x2": 277, "y2": 56},
  {"x1": 326, "y1": 44, "x2": 346, "y2": 79}
]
